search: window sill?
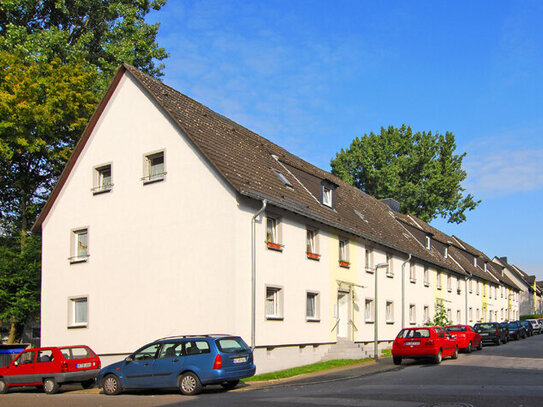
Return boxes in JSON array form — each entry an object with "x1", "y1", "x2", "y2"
[
  {"x1": 306, "y1": 252, "x2": 321, "y2": 261},
  {"x1": 67, "y1": 324, "x2": 88, "y2": 329},
  {"x1": 386, "y1": 273, "x2": 394, "y2": 278},
  {"x1": 266, "y1": 316, "x2": 284, "y2": 321},
  {"x1": 437, "y1": 287, "x2": 442, "y2": 290},
  {"x1": 424, "y1": 283, "x2": 430, "y2": 287},
  {"x1": 306, "y1": 318, "x2": 320, "y2": 323},
  {"x1": 142, "y1": 174, "x2": 166, "y2": 185},
  {"x1": 365, "y1": 268, "x2": 374, "y2": 274},
  {"x1": 339, "y1": 260, "x2": 350, "y2": 268},
  {"x1": 365, "y1": 320, "x2": 374, "y2": 324},
  {"x1": 409, "y1": 322, "x2": 417, "y2": 325},
  {"x1": 410, "y1": 279, "x2": 416, "y2": 284},
  {"x1": 447, "y1": 289, "x2": 452, "y2": 293},
  {"x1": 266, "y1": 242, "x2": 284, "y2": 252},
  {"x1": 69, "y1": 257, "x2": 89, "y2": 264},
  {"x1": 386, "y1": 321, "x2": 395, "y2": 325},
  {"x1": 91, "y1": 185, "x2": 113, "y2": 195}
]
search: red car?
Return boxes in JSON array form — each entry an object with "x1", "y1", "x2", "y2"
[
  {"x1": 392, "y1": 326, "x2": 458, "y2": 365},
  {"x1": 0, "y1": 345, "x2": 100, "y2": 394},
  {"x1": 446, "y1": 325, "x2": 482, "y2": 353}
]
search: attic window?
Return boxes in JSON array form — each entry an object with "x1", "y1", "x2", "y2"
[
  {"x1": 444, "y1": 246, "x2": 449, "y2": 259},
  {"x1": 322, "y1": 186, "x2": 332, "y2": 207},
  {"x1": 354, "y1": 209, "x2": 368, "y2": 223},
  {"x1": 273, "y1": 170, "x2": 293, "y2": 188},
  {"x1": 484, "y1": 262, "x2": 488, "y2": 272},
  {"x1": 473, "y1": 257, "x2": 478, "y2": 267},
  {"x1": 425, "y1": 235, "x2": 431, "y2": 250}
]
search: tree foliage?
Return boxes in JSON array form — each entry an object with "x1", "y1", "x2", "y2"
[
  {"x1": 429, "y1": 302, "x2": 451, "y2": 327},
  {"x1": 330, "y1": 125, "x2": 480, "y2": 223}
]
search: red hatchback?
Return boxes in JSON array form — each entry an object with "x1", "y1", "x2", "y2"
[
  {"x1": 392, "y1": 326, "x2": 458, "y2": 365},
  {"x1": 446, "y1": 325, "x2": 482, "y2": 353},
  {"x1": 0, "y1": 346, "x2": 100, "y2": 394}
]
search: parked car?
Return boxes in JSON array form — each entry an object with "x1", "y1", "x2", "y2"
[
  {"x1": 445, "y1": 325, "x2": 482, "y2": 353},
  {"x1": 392, "y1": 326, "x2": 458, "y2": 365},
  {"x1": 507, "y1": 321, "x2": 526, "y2": 340},
  {"x1": 499, "y1": 322, "x2": 510, "y2": 341},
  {"x1": 520, "y1": 320, "x2": 534, "y2": 337},
  {"x1": 526, "y1": 319, "x2": 541, "y2": 334},
  {"x1": 473, "y1": 322, "x2": 507, "y2": 345},
  {"x1": 97, "y1": 335, "x2": 255, "y2": 396},
  {"x1": 0, "y1": 346, "x2": 100, "y2": 394}
]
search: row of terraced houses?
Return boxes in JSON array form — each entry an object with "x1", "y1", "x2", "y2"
[{"x1": 32, "y1": 65, "x2": 542, "y2": 373}]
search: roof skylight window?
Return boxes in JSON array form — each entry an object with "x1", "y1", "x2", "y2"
[{"x1": 273, "y1": 169, "x2": 293, "y2": 188}]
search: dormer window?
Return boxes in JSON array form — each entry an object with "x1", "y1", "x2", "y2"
[
  {"x1": 444, "y1": 246, "x2": 449, "y2": 259},
  {"x1": 473, "y1": 256, "x2": 478, "y2": 267},
  {"x1": 322, "y1": 186, "x2": 332, "y2": 207},
  {"x1": 425, "y1": 235, "x2": 431, "y2": 250},
  {"x1": 484, "y1": 262, "x2": 488, "y2": 272}
]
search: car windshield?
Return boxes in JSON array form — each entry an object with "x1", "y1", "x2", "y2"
[
  {"x1": 397, "y1": 329, "x2": 430, "y2": 338},
  {"x1": 446, "y1": 326, "x2": 466, "y2": 332},
  {"x1": 215, "y1": 337, "x2": 249, "y2": 353}
]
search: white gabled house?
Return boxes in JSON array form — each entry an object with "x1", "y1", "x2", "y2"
[{"x1": 32, "y1": 65, "x2": 521, "y2": 373}]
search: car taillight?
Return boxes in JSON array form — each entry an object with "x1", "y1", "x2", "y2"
[
  {"x1": 97, "y1": 360, "x2": 101, "y2": 369},
  {"x1": 495, "y1": 330, "x2": 499, "y2": 336},
  {"x1": 213, "y1": 354, "x2": 222, "y2": 369},
  {"x1": 61, "y1": 361, "x2": 68, "y2": 373}
]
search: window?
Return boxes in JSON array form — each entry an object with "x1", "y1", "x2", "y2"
[
  {"x1": 365, "y1": 248, "x2": 373, "y2": 272},
  {"x1": 447, "y1": 275, "x2": 452, "y2": 292},
  {"x1": 70, "y1": 228, "x2": 88, "y2": 263},
  {"x1": 386, "y1": 253, "x2": 393, "y2": 277},
  {"x1": 273, "y1": 169, "x2": 293, "y2": 188},
  {"x1": 469, "y1": 307, "x2": 473, "y2": 322},
  {"x1": 424, "y1": 267, "x2": 430, "y2": 286},
  {"x1": 425, "y1": 235, "x2": 431, "y2": 250},
  {"x1": 444, "y1": 246, "x2": 449, "y2": 259},
  {"x1": 437, "y1": 272, "x2": 442, "y2": 290},
  {"x1": 306, "y1": 228, "x2": 319, "y2": 259},
  {"x1": 93, "y1": 164, "x2": 112, "y2": 194},
  {"x1": 476, "y1": 281, "x2": 480, "y2": 295},
  {"x1": 37, "y1": 349, "x2": 54, "y2": 363},
  {"x1": 423, "y1": 306, "x2": 430, "y2": 323},
  {"x1": 473, "y1": 256, "x2": 477, "y2": 267},
  {"x1": 484, "y1": 262, "x2": 488, "y2": 272},
  {"x1": 265, "y1": 287, "x2": 283, "y2": 319},
  {"x1": 447, "y1": 308, "x2": 452, "y2": 321},
  {"x1": 469, "y1": 279, "x2": 473, "y2": 293},
  {"x1": 476, "y1": 308, "x2": 480, "y2": 321},
  {"x1": 483, "y1": 284, "x2": 487, "y2": 296},
  {"x1": 143, "y1": 151, "x2": 165, "y2": 183},
  {"x1": 159, "y1": 342, "x2": 183, "y2": 359},
  {"x1": 69, "y1": 297, "x2": 88, "y2": 327},
  {"x1": 322, "y1": 186, "x2": 332, "y2": 207},
  {"x1": 386, "y1": 301, "x2": 394, "y2": 323},
  {"x1": 266, "y1": 216, "x2": 282, "y2": 251},
  {"x1": 409, "y1": 262, "x2": 416, "y2": 283},
  {"x1": 133, "y1": 343, "x2": 161, "y2": 361},
  {"x1": 306, "y1": 292, "x2": 320, "y2": 321},
  {"x1": 365, "y1": 299, "x2": 374, "y2": 322},
  {"x1": 15, "y1": 351, "x2": 35, "y2": 366},
  {"x1": 339, "y1": 239, "x2": 349, "y2": 266},
  {"x1": 457, "y1": 310, "x2": 461, "y2": 323},
  {"x1": 456, "y1": 278, "x2": 461, "y2": 294},
  {"x1": 409, "y1": 304, "x2": 416, "y2": 324}
]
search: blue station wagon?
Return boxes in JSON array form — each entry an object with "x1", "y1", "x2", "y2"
[{"x1": 97, "y1": 335, "x2": 255, "y2": 395}]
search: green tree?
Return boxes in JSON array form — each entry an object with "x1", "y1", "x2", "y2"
[
  {"x1": 330, "y1": 125, "x2": 480, "y2": 223},
  {"x1": 429, "y1": 303, "x2": 451, "y2": 327}
]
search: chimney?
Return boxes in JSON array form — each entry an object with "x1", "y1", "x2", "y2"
[
  {"x1": 380, "y1": 198, "x2": 400, "y2": 212},
  {"x1": 499, "y1": 256, "x2": 508, "y2": 263}
]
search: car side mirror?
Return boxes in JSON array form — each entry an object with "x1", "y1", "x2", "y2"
[{"x1": 125, "y1": 356, "x2": 133, "y2": 363}]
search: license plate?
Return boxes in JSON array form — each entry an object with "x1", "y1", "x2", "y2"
[
  {"x1": 233, "y1": 357, "x2": 247, "y2": 364},
  {"x1": 76, "y1": 362, "x2": 91, "y2": 368},
  {"x1": 405, "y1": 341, "x2": 419, "y2": 345}
]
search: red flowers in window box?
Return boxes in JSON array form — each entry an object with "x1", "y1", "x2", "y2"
[
  {"x1": 339, "y1": 260, "x2": 350, "y2": 268},
  {"x1": 306, "y1": 252, "x2": 321, "y2": 260},
  {"x1": 266, "y1": 241, "x2": 283, "y2": 251}
]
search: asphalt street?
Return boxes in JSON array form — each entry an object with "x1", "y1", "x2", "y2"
[{"x1": 3, "y1": 334, "x2": 543, "y2": 407}]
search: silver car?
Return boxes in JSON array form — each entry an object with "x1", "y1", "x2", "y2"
[{"x1": 526, "y1": 319, "x2": 541, "y2": 334}]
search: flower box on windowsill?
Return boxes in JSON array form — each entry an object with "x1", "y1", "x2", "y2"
[
  {"x1": 307, "y1": 252, "x2": 321, "y2": 261},
  {"x1": 266, "y1": 241, "x2": 283, "y2": 252},
  {"x1": 339, "y1": 260, "x2": 350, "y2": 268}
]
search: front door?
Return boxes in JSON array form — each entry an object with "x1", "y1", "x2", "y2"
[{"x1": 337, "y1": 292, "x2": 350, "y2": 339}]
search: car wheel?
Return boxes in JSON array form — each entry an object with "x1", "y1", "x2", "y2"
[
  {"x1": 179, "y1": 372, "x2": 203, "y2": 396},
  {"x1": 452, "y1": 346, "x2": 458, "y2": 359},
  {"x1": 102, "y1": 374, "x2": 122, "y2": 395},
  {"x1": 433, "y1": 349, "x2": 442, "y2": 364},
  {"x1": 0, "y1": 378, "x2": 8, "y2": 394},
  {"x1": 81, "y1": 379, "x2": 95, "y2": 389},
  {"x1": 393, "y1": 356, "x2": 402, "y2": 365},
  {"x1": 477, "y1": 341, "x2": 483, "y2": 350},
  {"x1": 466, "y1": 342, "x2": 472, "y2": 353},
  {"x1": 43, "y1": 378, "x2": 59, "y2": 394},
  {"x1": 220, "y1": 380, "x2": 240, "y2": 390}
]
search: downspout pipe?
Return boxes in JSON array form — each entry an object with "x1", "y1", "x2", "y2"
[
  {"x1": 251, "y1": 199, "x2": 267, "y2": 351},
  {"x1": 465, "y1": 274, "x2": 471, "y2": 325},
  {"x1": 401, "y1": 254, "x2": 412, "y2": 329}
]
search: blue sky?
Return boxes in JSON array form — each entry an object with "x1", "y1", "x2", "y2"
[{"x1": 148, "y1": 1, "x2": 543, "y2": 278}]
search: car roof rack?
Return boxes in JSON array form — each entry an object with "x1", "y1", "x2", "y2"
[{"x1": 154, "y1": 334, "x2": 233, "y2": 341}]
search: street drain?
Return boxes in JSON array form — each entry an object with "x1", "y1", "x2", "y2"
[{"x1": 420, "y1": 404, "x2": 474, "y2": 407}]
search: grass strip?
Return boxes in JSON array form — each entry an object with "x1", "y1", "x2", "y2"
[{"x1": 244, "y1": 358, "x2": 372, "y2": 382}]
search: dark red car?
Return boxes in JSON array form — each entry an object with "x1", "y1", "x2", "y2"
[
  {"x1": 446, "y1": 325, "x2": 482, "y2": 353},
  {"x1": 0, "y1": 346, "x2": 100, "y2": 394},
  {"x1": 392, "y1": 326, "x2": 458, "y2": 365}
]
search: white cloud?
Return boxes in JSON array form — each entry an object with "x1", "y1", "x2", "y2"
[{"x1": 464, "y1": 149, "x2": 543, "y2": 198}]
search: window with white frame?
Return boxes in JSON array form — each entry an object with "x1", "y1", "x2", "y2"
[
  {"x1": 365, "y1": 248, "x2": 373, "y2": 272},
  {"x1": 425, "y1": 235, "x2": 431, "y2": 250},
  {"x1": 409, "y1": 261, "x2": 416, "y2": 282},
  {"x1": 424, "y1": 266, "x2": 430, "y2": 286},
  {"x1": 386, "y1": 301, "x2": 394, "y2": 323},
  {"x1": 473, "y1": 256, "x2": 478, "y2": 267},
  {"x1": 423, "y1": 306, "x2": 430, "y2": 323},
  {"x1": 437, "y1": 272, "x2": 442, "y2": 289},
  {"x1": 322, "y1": 186, "x2": 332, "y2": 207},
  {"x1": 306, "y1": 228, "x2": 318, "y2": 256},
  {"x1": 69, "y1": 297, "x2": 88, "y2": 327},
  {"x1": 266, "y1": 216, "x2": 281, "y2": 248},
  {"x1": 306, "y1": 292, "x2": 320, "y2": 320},
  {"x1": 476, "y1": 308, "x2": 480, "y2": 321},
  {"x1": 447, "y1": 308, "x2": 452, "y2": 321},
  {"x1": 494, "y1": 287, "x2": 497, "y2": 300},
  {"x1": 444, "y1": 246, "x2": 449, "y2": 259},
  {"x1": 93, "y1": 164, "x2": 112, "y2": 194},
  {"x1": 339, "y1": 239, "x2": 349, "y2": 264},
  {"x1": 143, "y1": 151, "x2": 165, "y2": 183},
  {"x1": 457, "y1": 310, "x2": 461, "y2": 323},
  {"x1": 447, "y1": 275, "x2": 452, "y2": 292},
  {"x1": 469, "y1": 279, "x2": 473, "y2": 293},
  {"x1": 483, "y1": 284, "x2": 486, "y2": 296},
  {"x1": 386, "y1": 253, "x2": 393, "y2": 277},
  {"x1": 476, "y1": 281, "x2": 480, "y2": 295},
  {"x1": 469, "y1": 307, "x2": 473, "y2": 322},
  {"x1": 365, "y1": 299, "x2": 374, "y2": 322},
  {"x1": 456, "y1": 278, "x2": 461, "y2": 294},
  {"x1": 409, "y1": 304, "x2": 416, "y2": 324},
  {"x1": 265, "y1": 287, "x2": 283, "y2": 319},
  {"x1": 70, "y1": 228, "x2": 88, "y2": 263}
]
